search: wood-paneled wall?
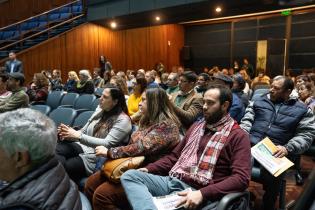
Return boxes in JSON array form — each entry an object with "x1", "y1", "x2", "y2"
[
  {"x1": 4, "y1": 23, "x2": 184, "y2": 82},
  {"x1": 0, "y1": 0, "x2": 73, "y2": 28}
]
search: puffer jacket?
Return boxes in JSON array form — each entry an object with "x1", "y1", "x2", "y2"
[
  {"x1": 240, "y1": 94, "x2": 315, "y2": 154},
  {"x1": 0, "y1": 157, "x2": 81, "y2": 210}
]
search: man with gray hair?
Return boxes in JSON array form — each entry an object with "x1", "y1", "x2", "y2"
[{"x1": 0, "y1": 108, "x2": 81, "y2": 209}]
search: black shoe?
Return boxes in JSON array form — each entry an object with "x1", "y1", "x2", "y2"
[{"x1": 295, "y1": 173, "x2": 304, "y2": 186}]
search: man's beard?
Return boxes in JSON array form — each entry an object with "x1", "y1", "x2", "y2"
[{"x1": 205, "y1": 108, "x2": 224, "y2": 125}]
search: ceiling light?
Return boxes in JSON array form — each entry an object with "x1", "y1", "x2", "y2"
[
  {"x1": 215, "y1": 7, "x2": 222, "y2": 13},
  {"x1": 110, "y1": 21, "x2": 117, "y2": 29},
  {"x1": 155, "y1": 16, "x2": 161, "y2": 21}
]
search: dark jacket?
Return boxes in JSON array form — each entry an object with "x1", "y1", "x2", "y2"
[
  {"x1": 64, "y1": 80, "x2": 77, "y2": 92},
  {"x1": 75, "y1": 80, "x2": 95, "y2": 94},
  {"x1": 0, "y1": 157, "x2": 81, "y2": 210},
  {"x1": 229, "y1": 93, "x2": 245, "y2": 123},
  {"x1": 5, "y1": 59, "x2": 23, "y2": 74},
  {"x1": 240, "y1": 94, "x2": 315, "y2": 154}
]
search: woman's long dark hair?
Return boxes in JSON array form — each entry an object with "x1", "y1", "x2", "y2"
[{"x1": 102, "y1": 84, "x2": 129, "y2": 118}]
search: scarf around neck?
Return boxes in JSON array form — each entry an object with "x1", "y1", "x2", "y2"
[{"x1": 169, "y1": 114, "x2": 235, "y2": 185}]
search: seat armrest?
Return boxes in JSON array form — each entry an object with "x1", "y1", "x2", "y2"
[
  {"x1": 58, "y1": 105, "x2": 73, "y2": 108},
  {"x1": 216, "y1": 191, "x2": 249, "y2": 210}
]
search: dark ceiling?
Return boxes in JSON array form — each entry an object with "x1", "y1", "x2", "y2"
[{"x1": 91, "y1": 0, "x2": 315, "y2": 30}]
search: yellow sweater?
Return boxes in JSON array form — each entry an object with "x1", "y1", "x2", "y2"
[{"x1": 127, "y1": 93, "x2": 142, "y2": 116}]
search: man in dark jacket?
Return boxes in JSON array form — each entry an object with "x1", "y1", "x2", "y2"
[
  {"x1": 5, "y1": 52, "x2": 23, "y2": 74},
  {"x1": 240, "y1": 75, "x2": 315, "y2": 210},
  {"x1": 0, "y1": 108, "x2": 82, "y2": 210}
]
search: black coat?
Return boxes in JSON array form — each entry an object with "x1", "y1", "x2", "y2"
[{"x1": 0, "y1": 157, "x2": 81, "y2": 210}]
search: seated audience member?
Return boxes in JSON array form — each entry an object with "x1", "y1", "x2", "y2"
[
  {"x1": 56, "y1": 85, "x2": 132, "y2": 183},
  {"x1": 221, "y1": 68, "x2": 229, "y2": 75},
  {"x1": 127, "y1": 77, "x2": 147, "y2": 121},
  {"x1": 121, "y1": 85, "x2": 251, "y2": 210},
  {"x1": 232, "y1": 74, "x2": 249, "y2": 108},
  {"x1": 84, "y1": 87, "x2": 181, "y2": 210},
  {"x1": 213, "y1": 74, "x2": 245, "y2": 123},
  {"x1": 116, "y1": 71, "x2": 127, "y2": 80},
  {"x1": 298, "y1": 82, "x2": 315, "y2": 113},
  {"x1": 240, "y1": 76, "x2": 315, "y2": 210},
  {"x1": 64, "y1": 71, "x2": 79, "y2": 92},
  {"x1": 0, "y1": 73, "x2": 29, "y2": 113},
  {"x1": 292, "y1": 75, "x2": 312, "y2": 98},
  {"x1": 251, "y1": 69, "x2": 270, "y2": 90},
  {"x1": 26, "y1": 73, "x2": 49, "y2": 104},
  {"x1": 159, "y1": 72, "x2": 169, "y2": 90},
  {"x1": 242, "y1": 58, "x2": 254, "y2": 79},
  {"x1": 46, "y1": 69, "x2": 63, "y2": 91},
  {"x1": 110, "y1": 75, "x2": 129, "y2": 101},
  {"x1": 0, "y1": 108, "x2": 81, "y2": 209},
  {"x1": 145, "y1": 71, "x2": 159, "y2": 88},
  {"x1": 195, "y1": 73, "x2": 210, "y2": 95},
  {"x1": 170, "y1": 71, "x2": 203, "y2": 130},
  {"x1": 151, "y1": 70, "x2": 161, "y2": 84},
  {"x1": 166, "y1": 72, "x2": 179, "y2": 95},
  {"x1": 0, "y1": 73, "x2": 11, "y2": 102},
  {"x1": 296, "y1": 74, "x2": 312, "y2": 88},
  {"x1": 99, "y1": 70, "x2": 111, "y2": 88},
  {"x1": 93, "y1": 68, "x2": 104, "y2": 88},
  {"x1": 233, "y1": 60, "x2": 240, "y2": 73},
  {"x1": 228, "y1": 67, "x2": 234, "y2": 76},
  {"x1": 137, "y1": 69, "x2": 145, "y2": 78},
  {"x1": 126, "y1": 70, "x2": 136, "y2": 93},
  {"x1": 239, "y1": 69, "x2": 251, "y2": 95},
  {"x1": 75, "y1": 69, "x2": 95, "y2": 94}
]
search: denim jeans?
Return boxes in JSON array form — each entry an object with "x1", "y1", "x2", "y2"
[{"x1": 121, "y1": 169, "x2": 217, "y2": 210}]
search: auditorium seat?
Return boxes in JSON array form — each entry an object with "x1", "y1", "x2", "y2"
[
  {"x1": 91, "y1": 98, "x2": 100, "y2": 111},
  {"x1": 49, "y1": 107, "x2": 77, "y2": 126},
  {"x1": 31, "y1": 104, "x2": 51, "y2": 115},
  {"x1": 72, "y1": 111, "x2": 94, "y2": 128},
  {"x1": 73, "y1": 94, "x2": 96, "y2": 112},
  {"x1": 59, "y1": 92, "x2": 79, "y2": 107},
  {"x1": 46, "y1": 90, "x2": 64, "y2": 110}
]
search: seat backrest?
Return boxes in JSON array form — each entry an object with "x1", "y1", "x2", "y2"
[
  {"x1": 30, "y1": 105, "x2": 51, "y2": 115},
  {"x1": 74, "y1": 94, "x2": 96, "y2": 110},
  {"x1": 60, "y1": 93, "x2": 79, "y2": 106},
  {"x1": 94, "y1": 88, "x2": 104, "y2": 97},
  {"x1": 49, "y1": 107, "x2": 77, "y2": 126},
  {"x1": 73, "y1": 111, "x2": 94, "y2": 128},
  {"x1": 91, "y1": 98, "x2": 100, "y2": 111},
  {"x1": 46, "y1": 91, "x2": 64, "y2": 110}
]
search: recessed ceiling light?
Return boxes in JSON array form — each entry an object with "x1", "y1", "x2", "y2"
[
  {"x1": 215, "y1": 7, "x2": 222, "y2": 13},
  {"x1": 155, "y1": 16, "x2": 161, "y2": 21},
  {"x1": 110, "y1": 21, "x2": 117, "y2": 28}
]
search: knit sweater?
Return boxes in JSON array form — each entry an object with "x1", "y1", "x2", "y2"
[{"x1": 145, "y1": 123, "x2": 251, "y2": 201}]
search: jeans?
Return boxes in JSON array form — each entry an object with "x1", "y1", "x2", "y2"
[{"x1": 121, "y1": 169, "x2": 217, "y2": 210}]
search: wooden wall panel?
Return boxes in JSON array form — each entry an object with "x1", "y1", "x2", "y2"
[
  {"x1": 1, "y1": 23, "x2": 184, "y2": 82},
  {"x1": 0, "y1": 0, "x2": 73, "y2": 28},
  {"x1": 125, "y1": 28, "x2": 149, "y2": 70}
]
